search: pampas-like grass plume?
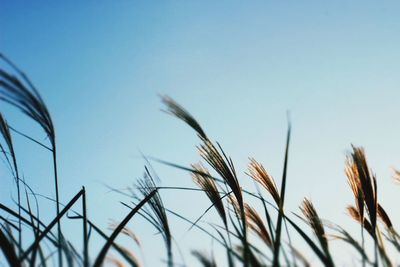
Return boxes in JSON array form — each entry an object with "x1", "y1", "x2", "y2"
[
  {"x1": 247, "y1": 158, "x2": 280, "y2": 205},
  {"x1": 192, "y1": 163, "x2": 227, "y2": 226},
  {"x1": 161, "y1": 95, "x2": 207, "y2": 140},
  {"x1": 244, "y1": 203, "x2": 272, "y2": 247},
  {"x1": 347, "y1": 146, "x2": 378, "y2": 236},
  {"x1": 300, "y1": 198, "x2": 334, "y2": 266}
]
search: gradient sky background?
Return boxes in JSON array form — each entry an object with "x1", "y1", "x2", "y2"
[{"x1": 1, "y1": 1, "x2": 400, "y2": 266}]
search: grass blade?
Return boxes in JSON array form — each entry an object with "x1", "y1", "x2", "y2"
[
  {"x1": 93, "y1": 190, "x2": 156, "y2": 267},
  {"x1": 272, "y1": 122, "x2": 291, "y2": 267}
]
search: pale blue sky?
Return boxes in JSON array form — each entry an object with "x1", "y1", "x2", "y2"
[{"x1": 1, "y1": 1, "x2": 400, "y2": 266}]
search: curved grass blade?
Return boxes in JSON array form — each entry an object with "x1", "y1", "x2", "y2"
[
  {"x1": 93, "y1": 190, "x2": 156, "y2": 267},
  {"x1": 285, "y1": 215, "x2": 330, "y2": 266},
  {"x1": 21, "y1": 189, "x2": 84, "y2": 260}
]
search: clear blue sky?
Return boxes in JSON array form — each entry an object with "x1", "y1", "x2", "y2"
[{"x1": 1, "y1": 1, "x2": 400, "y2": 266}]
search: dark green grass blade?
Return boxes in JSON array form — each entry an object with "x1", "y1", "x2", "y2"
[
  {"x1": 82, "y1": 187, "x2": 89, "y2": 267},
  {"x1": 24, "y1": 188, "x2": 39, "y2": 267},
  {"x1": 0, "y1": 204, "x2": 58, "y2": 245},
  {"x1": 0, "y1": 227, "x2": 21, "y2": 267},
  {"x1": 8, "y1": 125, "x2": 52, "y2": 151},
  {"x1": 68, "y1": 215, "x2": 140, "y2": 267},
  {"x1": 149, "y1": 157, "x2": 225, "y2": 184},
  {"x1": 93, "y1": 190, "x2": 156, "y2": 267},
  {"x1": 272, "y1": 123, "x2": 291, "y2": 267},
  {"x1": 214, "y1": 228, "x2": 235, "y2": 267},
  {"x1": 21, "y1": 189, "x2": 84, "y2": 260},
  {"x1": 254, "y1": 184, "x2": 275, "y2": 243}
]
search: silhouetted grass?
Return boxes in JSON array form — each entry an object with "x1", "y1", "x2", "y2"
[{"x1": 1, "y1": 55, "x2": 400, "y2": 267}]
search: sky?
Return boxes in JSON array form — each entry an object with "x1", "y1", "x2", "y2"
[{"x1": 1, "y1": 1, "x2": 400, "y2": 266}]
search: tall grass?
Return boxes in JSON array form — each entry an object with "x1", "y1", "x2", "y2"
[{"x1": 1, "y1": 56, "x2": 400, "y2": 266}]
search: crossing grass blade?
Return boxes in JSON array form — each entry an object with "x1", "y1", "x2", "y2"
[{"x1": 93, "y1": 190, "x2": 156, "y2": 267}]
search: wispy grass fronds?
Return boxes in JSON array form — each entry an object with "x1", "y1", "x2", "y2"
[
  {"x1": 244, "y1": 203, "x2": 272, "y2": 247},
  {"x1": 348, "y1": 146, "x2": 378, "y2": 237},
  {"x1": 0, "y1": 114, "x2": 14, "y2": 159},
  {"x1": 108, "y1": 220, "x2": 141, "y2": 247},
  {"x1": 93, "y1": 187, "x2": 156, "y2": 267},
  {"x1": 300, "y1": 198, "x2": 334, "y2": 266},
  {"x1": 0, "y1": 54, "x2": 55, "y2": 147},
  {"x1": 0, "y1": 113, "x2": 23, "y2": 253},
  {"x1": 346, "y1": 157, "x2": 365, "y2": 225},
  {"x1": 0, "y1": 55, "x2": 62, "y2": 265},
  {"x1": 192, "y1": 250, "x2": 217, "y2": 267},
  {"x1": 192, "y1": 163, "x2": 227, "y2": 226},
  {"x1": 161, "y1": 96, "x2": 250, "y2": 266},
  {"x1": 160, "y1": 96, "x2": 243, "y2": 210},
  {"x1": 198, "y1": 140, "x2": 243, "y2": 211},
  {"x1": 136, "y1": 169, "x2": 173, "y2": 267},
  {"x1": 247, "y1": 158, "x2": 280, "y2": 206},
  {"x1": 329, "y1": 225, "x2": 372, "y2": 265},
  {"x1": 161, "y1": 95, "x2": 207, "y2": 140},
  {"x1": 346, "y1": 206, "x2": 373, "y2": 237},
  {"x1": 345, "y1": 146, "x2": 390, "y2": 266}
]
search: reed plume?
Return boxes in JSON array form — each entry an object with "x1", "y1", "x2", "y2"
[
  {"x1": 300, "y1": 198, "x2": 334, "y2": 267},
  {"x1": 247, "y1": 158, "x2": 280, "y2": 206},
  {"x1": 192, "y1": 163, "x2": 227, "y2": 226},
  {"x1": 244, "y1": 203, "x2": 273, "y2": 247},
  {"x1": 137, "y1": 168, "x2": 173, "y2": 267}
]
